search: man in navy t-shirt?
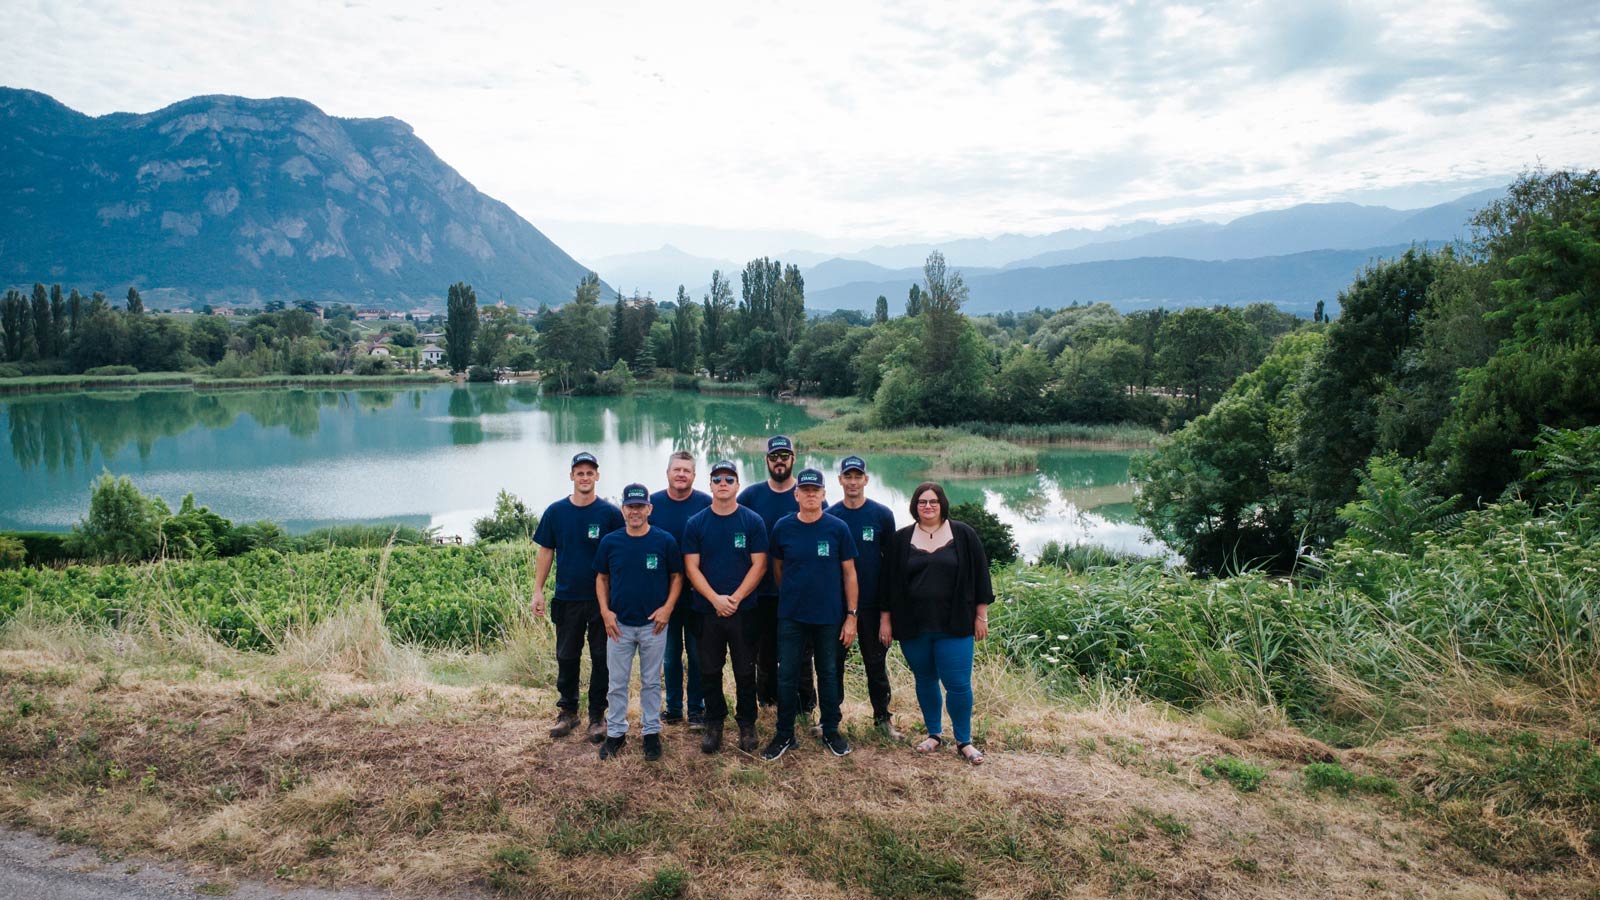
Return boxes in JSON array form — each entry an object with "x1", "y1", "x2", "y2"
[
  {"x1": 826, "y1": 455, "x2": 900, "y2": 737},
  {"x1": 532, "y1": 451, "x2": 625, "y2": 743},
  {"x1": 593, "y1": 483, "x2": 683, "y2": 762},
  {"x1": 649, "y1": 451, "x2": 712, "y2": 729},
  {"x1": 762, "y1": 468, "x2": 859, "y2": 761},
  {"x1": 682, "y1": 459, "x2": 769, "y2": 754},
  {"x1": 737, "y1": 434, "x2": 819, "y2": 717}
]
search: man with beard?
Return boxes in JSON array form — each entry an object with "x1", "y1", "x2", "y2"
[
  {"x1": 649, "y1": 451, "x2": 712, "y2": 730},
  {"x1": 737, "y1": 435, "x2": 818, "y2": 721},
  {"x1": 532, "y1": 452, "x2": 625, "y2": 743}
]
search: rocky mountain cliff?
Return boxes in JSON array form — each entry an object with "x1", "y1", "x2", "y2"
[{"x1": 0, "y1": 88, "x2": 594, "y2": 306}]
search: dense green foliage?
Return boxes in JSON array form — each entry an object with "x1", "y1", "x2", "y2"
[
  {"x1": 473, "y1": 490, "x2": 539, "y2": 543},
  {"x1": 1136, "y1": 170, "x2": 1600, "y2": 572},
  {"x1": 949, "y1": 501, "x2": 1018, "y2": 568}
]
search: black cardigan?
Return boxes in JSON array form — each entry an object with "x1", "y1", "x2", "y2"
[{"x1": 880, "y1": 519, "x2": 995, "y2": 640}]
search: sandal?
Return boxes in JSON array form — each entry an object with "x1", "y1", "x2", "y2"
[
  {"x1": 957, "y1": 742, "x2": 985, "y2": 765},
  {"x1": 915, "y1": 735, "x2": 944, "y2": 754}
]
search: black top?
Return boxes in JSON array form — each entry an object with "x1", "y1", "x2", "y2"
[
  {"x1": 881, "y1": 519, "x2": 995, "y2": 640},
  {"x1": 906, "y1": 542, "x2": 959, "y2": 612}
]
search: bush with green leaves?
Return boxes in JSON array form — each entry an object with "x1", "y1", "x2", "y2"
[
  {"x1": 0, "y1": 536, "x2": 25, "y2": 570},
  {"x1": 474, "y1": 490, "x2": 539, "y2": 543},
  {"x1": 65, "y1": 474, "x2": 170, "y2": 562},
  {"x1": 949, "y1": 501, "x2": 1017, "y2": 567}
]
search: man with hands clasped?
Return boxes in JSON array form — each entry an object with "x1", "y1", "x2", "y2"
[{"x1": 592, "y1": 483, "x2": 684, "y2": 762}]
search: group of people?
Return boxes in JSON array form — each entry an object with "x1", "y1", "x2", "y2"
[{"x1": 529, "y1": 436, "x2": 994, "y2": 765}]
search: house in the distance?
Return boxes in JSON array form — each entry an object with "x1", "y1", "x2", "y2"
[{"x1": 420, "y1": 344, "x2": 445, "y2": 367}]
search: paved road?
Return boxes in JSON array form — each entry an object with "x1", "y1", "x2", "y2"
[{"x1": 0, "y1": 826, "x2": 398, "y2": 900}]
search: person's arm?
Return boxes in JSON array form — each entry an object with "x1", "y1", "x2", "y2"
[
  {"x1": 650, "y1": 573, "x2": 682, "y2": 635},
  {"x1": 683, "y1": 552, "x2": 719, "y2": 613},
  {"x1": 964, "y1": 523, "x2": 995, "y2": 640},
  {"x1": 730, "y1": 553, "x2": 766, "y2": 613},
  {"x1": 839, "y1": 558, "x2": 858, "y2": 647},
  {"x1": 531, "y1": 544, "x2": 554, "y2": 617},
  {"x1": 771, "y1": 559, "x2": 782, "y2": 589},
  {"x1": 594, "y1": 571, "x2": 620, "y2": 640}
]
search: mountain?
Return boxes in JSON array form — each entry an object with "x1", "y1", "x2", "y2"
[
  {"x1": 0, "y1": 87, "x2": 596, "y2": 306},
  {"x1": 587, "y1": 245, "x2": 738, "y2": 303},
  {"x1": 1004, "y1": 193, "x2": 1497, "y2": 269},
  {"x1": 842, "y1": 220, "x2": 1182, "y2": 270},
  {"x1": 806, "y1": 244, "x2": 1442, "y2": 317}
]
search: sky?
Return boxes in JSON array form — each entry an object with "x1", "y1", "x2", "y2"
[{"x1": 5, "y1": 0, "x2": 1598, "y2": 263}]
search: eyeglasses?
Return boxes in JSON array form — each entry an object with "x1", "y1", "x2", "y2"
[
  {"x1": 916, "y1": 499, "x2": 942, "y2": 507},
  {"x1": 710, "y1": 475, "x2": 737, "y2": 485},
  {"x1": 767, "y1": 451, "x2": 793, "y2": 461}
]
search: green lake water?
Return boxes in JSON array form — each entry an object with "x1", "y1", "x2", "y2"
[{"x1": 0, "y1": 385, "x2": 1161, "y2": 558}]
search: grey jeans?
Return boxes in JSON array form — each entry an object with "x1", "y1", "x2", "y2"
[{"x1": 605, "y1": 622, "x2": 667, "y2": 738}]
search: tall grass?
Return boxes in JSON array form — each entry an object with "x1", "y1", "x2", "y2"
[{"x1": 957, "y1": 421, "x2": 1161, "y2": 446}]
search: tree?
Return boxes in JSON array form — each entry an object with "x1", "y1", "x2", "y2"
[
  {"x1": 476, "y1": 306, "x2": 522, "y2": 368},
  {"x1": 1, "y1": 289, "x2": 30, "y2": 361},
  {"x1": 608, "y1": 291, "x2": 656, "y2": 369},
  {"x1": 701, "y1": 270, "x2": 734, "y2": 377},
  {"x1": 1153, "y1": 307, "x2": 1257, "y2": 414},
  {"x1": 990, "y1": 347, "x2": 1054, "y2": 423},
  {"x1": 905, "y1": 284, "x2": 923, "y2": 317},
  {"x1": 474, "y1": 490, "x2": 539, "y2": 543},
  {"x1": 126, "y1": 286, "x2": 144, "y2": 315},
  {"x1": 670, "y1": 287, "x2": 699, "y2": 372},
  {"x1": 66, "y1": 473, "x2": 170, "y2": 562},
  {"x1": 49, "y1": 285, "x2": 66, "y2": 354},
  {"x1": 875, "y1": 295, "x2": 889, "y2": 324},
  {"x1": 538, "y1": 273, "x2": 610, "y2": 392},
  {"x1": 67, "y1": 289, "x2": 83, "y2": 341},
  {"x1": 30, "y1": 284, "x2": 52, "y2": 358},
  {"x1": 444, "y1": 282, "x2": 478, "y2": 373}
]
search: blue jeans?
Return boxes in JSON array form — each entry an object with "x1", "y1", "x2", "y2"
[
  {"x1": 776, "y1": 618, "x2": 841, "y2": 741},
  {"x1": 898, "y1": 632, "x2": 974, "y2": 743},
  {"x1": 605, "y1": 623, "x2": 667, "y2": 738},
  {"x1": 664, "y1": 612, "x2": 704, "y2": 716}
]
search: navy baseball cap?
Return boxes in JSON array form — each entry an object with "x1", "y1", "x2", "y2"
[
  {"x1": 709, "y1": 459, "x2": 739, "y2": 476},
  {"x1": 570, "y1": 451, "x2": 598, "y2": 469},
  {"x1": 621, "y1": 483, "x2": 650, "y2": 506},
  {"x1": 795, "y1": 468, "x2": 825, "y2": 488},
  {"x1": 766, "y1": 435, "x2": 793, "y2": 455},
  {"x1": 839, "y1": 455, "x2": 866, "y2": 474}
]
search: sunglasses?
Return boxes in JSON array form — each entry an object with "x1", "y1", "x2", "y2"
[
  {"x1": 710, "y1": 474, "x2": 737, "y2": 485},
  {"x1": 767, "y1": 451, "x2": 794, "y2": 461}
]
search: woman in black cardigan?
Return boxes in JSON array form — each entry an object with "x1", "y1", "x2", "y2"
[{"x1": 878, "y1": 481, "x2": 993, "y2": 764}]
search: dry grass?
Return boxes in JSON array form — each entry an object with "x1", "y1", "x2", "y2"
[{"x1": 1, "y1": 610, "x2": 1596, "y2": 899}]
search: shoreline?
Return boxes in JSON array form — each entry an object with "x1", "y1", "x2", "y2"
[{"x1": 0, "y1": 373, "x2": 451, "y2": 397}]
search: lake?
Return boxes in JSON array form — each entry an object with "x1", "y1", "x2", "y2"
[{"x1": 0, "y1": 385, "x2": 1162, "y2": 558}]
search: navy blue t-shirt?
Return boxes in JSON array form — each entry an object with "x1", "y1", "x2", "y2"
[
  {"x1": 826, "y1": 499, "x2": 896, "y2": 610},
  {"x1": 648, "y1": 489, "x2": 712, "y2": 544},
  {"x1": 592, "y1": 526, "x2": 683, "y2": 627},
  {"x1": 770, "y1": 512, "x2": 857, "y2": 625},
  {"x1": 681, "y1": 505, "x2": 770, "y2": 615},
  {"x1": 532, "y1": 496, "x2": 624, "y2": 602},
  {"x1": 737, "y1": 482, "x2": 826, "y2": 596}
]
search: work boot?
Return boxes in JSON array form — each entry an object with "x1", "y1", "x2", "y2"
[
  {"x1": 586, "y1": 716, "x2": 607, "y2": 744},
  {"x1": 700, "y1": 721, "x2": 724, "y2": 754},
  {"x1": 598, "y1": 735, "x2": 626, "y2": 760},
  {"x1": 549, "y1": 710, "x2": 578, "y2": 739},
  {"x1": 738, "y1": 722, "x2": 759, "y2": 754},
  {"x1": 643, "y1": 733, "x2": 663, "y2": 761}
]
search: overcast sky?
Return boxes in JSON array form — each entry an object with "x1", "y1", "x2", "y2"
[{"x1": 6, "y1": 0, "x2": 1598, "y2": 261}]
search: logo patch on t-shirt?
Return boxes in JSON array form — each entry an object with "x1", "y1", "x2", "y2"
[
  {"x1": 645, "y1": 553, "x2": 659, "y2": 570},
  {"x1": 817, "y1": 541, "x2": 830, "y2": 557},
  {"x1": 587, "y1": 524, "x2": 600, "y2": 539},
  {"x1": 733, "y1": 532, "x2": 747, "y2": 549},
  {"x1": 861, "y1": 526, "x2": 875, "y2": 542}
]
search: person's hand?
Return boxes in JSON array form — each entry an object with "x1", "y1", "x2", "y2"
[
  {"x1": 602, "y1": 609, "x2": 621, "y2": 640},
  {"x1": 715, "y1": 594, "x2": 739, "y2": 617},
  {"x1": 974, "y1": 613, "x2": 989, "y2": 642},
  {"x1": 840, "y1": 616, "x2": 857, "y2": 648},
  {"x1": 649, "y1": 605, "x2": 672, "y2": 635},
  {"x1": 879, "y1": 615, "x2": 893, "y2": 647},
  {"x1": 530, "y1": 595, "x2": 546, "y2": 618}
]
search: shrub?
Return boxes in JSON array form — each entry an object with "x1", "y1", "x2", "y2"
[
  {"x1": 0, "y1": 532, "x2": 71, "y2": 566},
  {"x1": 83, "y1": 365, "x2": 139, "y2": 376},
  {"x1": 1037, "y1": 541, "x2": 1143, "y2": 570},
  {"x1": 0, "y1": 536, "x2": 25, "y2": 570},
  {"x1": 949, "y1": 502, "x2": 1017, "y2": 567},
  {"x1": 671, "y1": 373, "x2": 700, "y2": 391},
  {"x1": 467, "y1": 365, "x2": 496, "y2": 383},
  {"x1": 65, "y1": 474, "x2": 169, "y2": 562},
  {"x1": 0, "y1": 363, "x2": 22, "y2": 378},
  {"x1": 474, "y1": 491, "x2": 539, "y2": 543}
]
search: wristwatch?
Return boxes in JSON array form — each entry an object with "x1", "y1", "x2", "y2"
[{"x1": 845, "y1": 609, "x2": 858, "y2": 617}]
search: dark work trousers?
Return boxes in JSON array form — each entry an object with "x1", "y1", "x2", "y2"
[
  {"x1": 776, "y1": 618, "x2": 842, "y2": 741},
  {"x1": 835, "y1": 604, "x2": 893, "y2": 721},
  {"x1": 664, "y1": 607, "x2": 704, "y2": 717},
  {"x1": 550, "y1": 598, "x2": 608, "y2": 718},
  {"x1": 755, "y1": 595, "x2": 815, "y2": 713},
  {"x1": 698, "y1": 605, "x2": 760, "y2": 726}
]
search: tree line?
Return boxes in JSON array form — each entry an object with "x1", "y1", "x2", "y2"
[{"x1": 1134, "y1": 169, "x2": 1600, "y2": 573}]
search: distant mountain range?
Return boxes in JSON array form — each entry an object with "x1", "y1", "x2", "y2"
[{"x1": 0, "y1": 87, "x2": 596, "y2": 307}]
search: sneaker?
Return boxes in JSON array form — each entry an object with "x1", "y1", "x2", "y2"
[
  {"x1": 687, "y1": 711, "x2": 706, "y2": 732},
  {"x1": 823, "y1": 732, "x2": 851, "y2": 757},
  {"x1": 586, "y1": 717, "x2": 607, "y2": 744},
  {"x1": 643, "y1": 734, "x2": 662, "y2": 761},
  {"x1": 661, "y1": 710, "x2": 685, "y2": 725},
  {"x1": 598, "y1": 735, "x2": 626, "y2": 760},
  {"x1": 760, "y1": 735, "x2": 799, "y2": 761},
  {"x1": 700, "y1": 721, "x2": 723, "y2": 754},
  {"x1": 737, "y1": 723, "x2": 759, "y2": 754},
  {"x1": 548, "y1": 711, "x2": 579, "y2": 739},
  {"x1": 875, "y1": 716, "x2": 904, "y2": 740}
]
